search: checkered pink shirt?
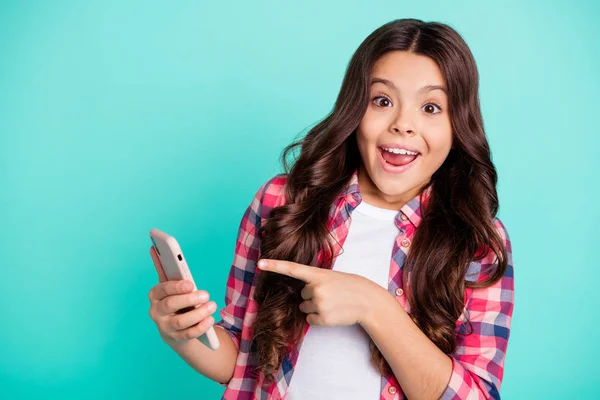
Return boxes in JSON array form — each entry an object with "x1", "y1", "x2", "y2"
[{"x1": 214, "y1": 169, "x2": 514, "y2": 400}]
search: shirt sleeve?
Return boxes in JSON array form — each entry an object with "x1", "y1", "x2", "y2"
[
  {"x1": 213, "y1": 179, "x2": 270, "y2": 368},
  {"x1": 440, "y1": 218, "x2": 515, "y2": 400}
]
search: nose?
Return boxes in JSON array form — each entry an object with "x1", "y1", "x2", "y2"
[
  {"x1": 391, "y1": 107, "x2": 415, "y2": 135},
  {"x1": 394, "y1": 126, "x2": 414, "y2": 135}
]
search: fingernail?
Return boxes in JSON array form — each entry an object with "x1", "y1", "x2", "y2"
[
  {"x1": 197, "y1": 292, "x2": 209, "y2": 301},
  {"x1": 207, "y1": 302, "x2": 217, "y2": 312},
  {"x1": 258, "y1": 259, "x2": 267, "y2": 269}
]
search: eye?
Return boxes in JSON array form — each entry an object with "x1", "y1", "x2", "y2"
[
  {"x1": 422, "y1": 102, "x2": 443, "y2": 114},
  {"x1": 373, "y1": 96, "x2": 392, "y2": 108}
]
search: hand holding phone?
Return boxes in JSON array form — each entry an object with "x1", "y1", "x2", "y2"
[{"x1": 147, "y1": 228, "x2": 220, "y2": 350}]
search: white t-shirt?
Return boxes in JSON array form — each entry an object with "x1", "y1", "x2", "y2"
[{"x1": 286, "y1": 200, "x2": 400, "y2": 400}]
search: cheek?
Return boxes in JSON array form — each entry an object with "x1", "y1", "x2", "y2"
[
  {"x1": 429, "y1": 135, "x2": 452, "y2": 154},
  {"x1": 422, "y1": 131, "x2": 453, "y2": 168},
  {"x1": 356, "y1": 126, "x2": 379, "y2": 157},
  {"x1": 359, "y1": 112, "x2": 387, "y2": 136}
]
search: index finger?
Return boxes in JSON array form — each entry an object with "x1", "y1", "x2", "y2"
[
  {"x1": 150, "y1": 279, "x2": 194, "y2": 301},
  {"x1": 257, "y1": 259, "x2": 317, "y2": 283}
]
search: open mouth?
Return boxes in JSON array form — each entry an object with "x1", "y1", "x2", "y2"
[{"x1": 378, "y1": 146, "x2": 421, "y2": 173}]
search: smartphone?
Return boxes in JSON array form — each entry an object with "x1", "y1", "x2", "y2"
[{"x1": 149, "y1": 228, "x2": 220, "y2": 351}]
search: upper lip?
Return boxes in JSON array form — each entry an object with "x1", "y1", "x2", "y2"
[{"x1": 379, "y1": 143, "x2": 421, "y2": 154}]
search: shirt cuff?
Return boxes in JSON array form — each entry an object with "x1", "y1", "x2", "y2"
[
  {"x1": 213, "y1": 322, "x2": 241, "y2": 351},
  {"x1": 212, "y1": 323, "x2": 240, "y2": 387},
  {"x1": 439, "y1": 357, "x2": 476, "y2": 400}
]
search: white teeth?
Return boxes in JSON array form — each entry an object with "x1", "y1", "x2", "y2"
[{"x1": 382, "y1": 147, "x2": 419, "y2": 156}]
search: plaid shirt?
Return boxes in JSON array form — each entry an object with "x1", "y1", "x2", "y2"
[{"x1": 214, "y1": 169, "x2": 514, "y2": 400}]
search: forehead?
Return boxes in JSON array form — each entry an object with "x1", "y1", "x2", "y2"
[{"x1": 371, "y1": 51, "x2": 446, "y2": 90}]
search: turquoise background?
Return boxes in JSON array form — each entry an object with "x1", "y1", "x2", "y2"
[{"x1": 1, "y1": 0, "x2": 598, "y2": 398}]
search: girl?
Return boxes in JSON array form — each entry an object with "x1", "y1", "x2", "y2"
[{"x1": 148, "y1": 18, "x2": 514, "y2": 400}]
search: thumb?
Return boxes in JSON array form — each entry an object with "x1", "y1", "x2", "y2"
[{"x1": 150, "y1": 246, "x2": 168, "y2": 283}]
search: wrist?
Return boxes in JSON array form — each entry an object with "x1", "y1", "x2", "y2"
[
  {"x1": 160, "y1": 332, "x2": 185, "y2": 348},
  {"x1": 359, "y1": 282, "x2": 398, "y2": 328}
]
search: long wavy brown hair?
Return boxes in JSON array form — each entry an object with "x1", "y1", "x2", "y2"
[{"x1": 251, "y1": 18, "x2": 508, "y2": 383}]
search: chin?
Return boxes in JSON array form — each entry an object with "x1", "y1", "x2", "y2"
[{"x1": 380, "y1": 182, "x2": 414, "y2": 198}]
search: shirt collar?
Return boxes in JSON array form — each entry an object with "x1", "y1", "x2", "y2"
[{"x1": 339, "y1": 169, "x2": 431, "y2": 228}]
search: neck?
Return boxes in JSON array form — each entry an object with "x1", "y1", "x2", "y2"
[{"x1": 357, "y1": 164, "x2": 427, "y2": 211}]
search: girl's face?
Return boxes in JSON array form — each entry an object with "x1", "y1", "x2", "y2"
[{"x1": 356, "y1": 50, "x2": 453, "y2": 210}]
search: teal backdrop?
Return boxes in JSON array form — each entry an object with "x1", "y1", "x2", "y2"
[{"x1": 1, "y1": 1, "x2": 599, "y2": 399}]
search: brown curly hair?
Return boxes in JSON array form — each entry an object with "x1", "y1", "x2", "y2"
[{"x1": 251, "y1": 18, "x2": 508, "y2": 383}]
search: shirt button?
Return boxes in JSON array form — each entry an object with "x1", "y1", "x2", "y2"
[
  {"x1": 400, "y1": 214, "x2": 408, "y2": 221},
  {"x1": 388, "y1": 386, "x2": 397, "y2": 395},
  {"x1": 395, "y1": 288, "x2": 404, "y2": 296},
  {"x1": 401, "y1": 238, "x2": 410, "y2": 247}
]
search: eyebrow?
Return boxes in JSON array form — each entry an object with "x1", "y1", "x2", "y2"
[{"x1": 370, "y1": 77, "x2": 447, "y2": 94}]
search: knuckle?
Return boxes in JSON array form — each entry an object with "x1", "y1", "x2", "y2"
[
  {"x1": 148, "y1": 307, "x2": 157, "y2": 321},
  {"x1": 149, "y1": 285, "x2": 161, "y2": 301},
  {"x1": 173, "y1": 316, "x2": 186, "y2": 330},
  {"x1": 163, "y1": 297, "x2": 175, "y2": 311},
  {"x1": 312, "y1": 286, "x2": 323, "y2": 298},
  {"x1": 165, "y1": 319, "x2": 178, "y2": 333},
  {"x1": 185, "y1": 327, "x2": 198, "y2": 340}
]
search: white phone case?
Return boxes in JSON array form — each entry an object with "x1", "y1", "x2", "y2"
[{"x1": 149, "y1": 228, "x2": 220, "y2": 350}]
